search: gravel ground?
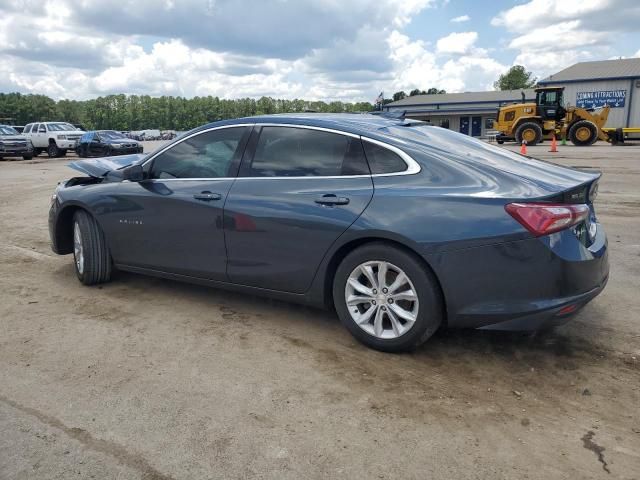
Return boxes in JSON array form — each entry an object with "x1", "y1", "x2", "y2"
[{"x1": 0, "y1": 142, "x2": 639, "y2": 479}]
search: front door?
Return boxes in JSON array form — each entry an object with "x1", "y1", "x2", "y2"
[
  {"x1": 471, "y1": 116, "x2": 482, "y2": 137},
  {"x1": 459, "y1": 117, "x2": 470, "y2": 135},
  {"x1": 96, "y1": 126, "x2": 250, "y2": 280},
  {"x1": 224, "y1": 125, "x2": 374, "y2": 293}
]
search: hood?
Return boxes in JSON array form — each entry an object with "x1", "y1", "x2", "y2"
[{"x1": 68, "y1": 153, "x2": 146, "y2": 177}]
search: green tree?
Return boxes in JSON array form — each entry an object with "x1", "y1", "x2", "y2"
[
  {"x1": 494, "y1": 65, "x2": 537, "y2": 90},
  {"x1": 392, "y1": 91, "x2": 406, "y2": 101}
]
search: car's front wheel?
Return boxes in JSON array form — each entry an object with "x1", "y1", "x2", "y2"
[
  {"x1": 47, "y1": 142, "x2": 60, "y2": 158},
  {"x1": 72, "y1": 210, "x2": 112, "y2": 285},
  {"x1": 333, "y1": 243, "x2": 442, "y2": 352}
]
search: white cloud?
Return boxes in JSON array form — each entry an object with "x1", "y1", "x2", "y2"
[
  {"x1": 388, "y1": 31, "x2": 506, "y2": 93},
  {"x1": 491, "y1": 0, "x2": 640, "y2": 79},
  {"x1": 436, "y1": 31, "x2": 478, "y2": 54},
  {"x1": 450, "y1": 15, "x2": 470, "y2": 23}
]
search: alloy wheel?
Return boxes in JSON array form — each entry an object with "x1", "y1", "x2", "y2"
[{"x1": 345, "y1": 261, "x2": 419, "y2": 339}]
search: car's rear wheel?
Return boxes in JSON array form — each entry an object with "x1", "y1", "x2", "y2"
[
  {"x1": 333, "y1": 243, "x2": 442, "y2": 352},
  {"x1": 73, "y1": 210, "x2": 112, "y2": 285}
]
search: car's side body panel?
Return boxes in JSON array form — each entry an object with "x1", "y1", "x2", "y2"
[{"x1": 224, "y1": 176, "x2": 374, "y2": 293}]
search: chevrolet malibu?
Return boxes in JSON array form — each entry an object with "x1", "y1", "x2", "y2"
[{"x1": 48, "y1": 114, "x2": 609, "y2": 352}]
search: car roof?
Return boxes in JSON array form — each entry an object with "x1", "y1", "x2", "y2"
[{"x1": 196, "y1": 113, "x2": 416, "y2": 139}]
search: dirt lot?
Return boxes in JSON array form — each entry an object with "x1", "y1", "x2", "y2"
[{"x1": 1, "y1": 142, "x2": 639, "y2": 479}]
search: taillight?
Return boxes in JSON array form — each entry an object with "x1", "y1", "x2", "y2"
[{"x1": 505, "y1": 203, "x2": 590, "y2": 236}]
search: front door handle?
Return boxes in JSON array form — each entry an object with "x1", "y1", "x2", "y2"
[
  {"x1": 193, "y1": 191, "x2": 222, "y2": 201},
  {"x1": 315, "y1": 194, "x2": 350, "y2": 206}
]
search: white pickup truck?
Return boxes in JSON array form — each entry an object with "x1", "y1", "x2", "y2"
[{"x1": 23, "y1": 122, "x2": 85, "y2": 157}]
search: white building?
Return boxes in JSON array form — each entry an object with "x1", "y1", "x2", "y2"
[{"x1": 384, "y1": 58, "x2": 640, "y2": 136}]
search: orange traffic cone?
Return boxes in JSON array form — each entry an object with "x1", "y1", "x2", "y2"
[
  {"x1": 520, "y1": 140, "x2": 527, "y2": 155},
  {"x1": 549, "y1": 135, "x2": 558, "y2": 153}
]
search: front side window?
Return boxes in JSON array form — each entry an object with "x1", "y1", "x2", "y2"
[
  {"x1": 149, "y1": 127, "x2": 247, "y2": 179},
  {"x1": 245, "y1": 127, "x2": 369, "y2": 177},
  {"x1": 362, "y1": 141, "x2": 408, "y2": 175}
]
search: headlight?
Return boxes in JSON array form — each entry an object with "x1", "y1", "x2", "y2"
[
  {"x1": 112, "y1": 143, "x2": 122, "y2": 148},
  {"x1": 50, "y1": 192, "x2": 57, "y2": 208},
  {"x1": 57, "y1": 135, "x2": 67, "y2": 140}
]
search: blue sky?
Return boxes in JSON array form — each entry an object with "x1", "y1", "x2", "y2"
[{"x1": 0, "y1": 0, "x2": 638, "y2": 101}]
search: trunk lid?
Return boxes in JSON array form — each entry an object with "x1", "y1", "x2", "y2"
[{"x1": 68, "y1": 153, "x2": 146, "y2": 178}]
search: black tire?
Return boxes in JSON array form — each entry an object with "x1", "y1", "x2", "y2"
[
  {"x1": 496, "y1": 139, "x2": 504, "y2": 144},
  {"x1": 333, "y1": 242, "x2": 443, "y2": 352},
  {"x1": 22, "y1": 155, "x2": 33, "y2": 160},
  {"x1": 568, "y1": 120, "x2": 598, "y2": 146},
  {"x1": 515, "y1": 122, "x2": 543, "y2": 146},
  {"x1": 72, "y1": 210, "x2": 112, "y2": 285},
  {"x1": 47, "y1": 142, "x2": 60, "y2": 158}
]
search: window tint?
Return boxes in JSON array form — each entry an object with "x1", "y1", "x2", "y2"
[
  {"x1": 246, "y1": 127, "x2": 369, "y2": 177},
  {"x1": 24, "y1": 124, "x2": 32, "y2": 133},
  {"x1": 149, "y1": 127, "x2": 247, "y2": 179},
  {"x1": 362, "y1": 141, "x2": 407, "y2": 175}
]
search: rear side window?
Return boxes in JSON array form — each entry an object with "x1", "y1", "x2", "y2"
[
  {"x1": 362, "y1": 141, "x2": 408, "y2": 175},
  {"x1": 245, "y1": 127, "x2": 369, "y2": 177},
  {"x1": 149, "y1": 127, "x2": 247, "y2": 179}
]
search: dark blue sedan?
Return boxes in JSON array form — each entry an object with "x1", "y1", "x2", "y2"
[{"x1": 48, "y1": 114, "x2": 608, "y2": 352}]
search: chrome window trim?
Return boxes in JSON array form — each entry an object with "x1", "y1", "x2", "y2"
[
  {"x1": 140, "y1": 122, "x2": 421, "y2": 181},
  {"x1": 360, "y1": 136, "x2": 421, "y2": 176}
]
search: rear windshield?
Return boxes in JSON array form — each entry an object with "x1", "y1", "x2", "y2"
[{"x1": 0, "y1": 126, "x2": 18, "y2": 135}]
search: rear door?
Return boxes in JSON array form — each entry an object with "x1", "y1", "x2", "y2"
[
  {"x1": 224, "y1": 125, "x2": 373, "y2": 293},
  {"x1": 98, "y1": 125, "x2": 251, "y2": 280}
]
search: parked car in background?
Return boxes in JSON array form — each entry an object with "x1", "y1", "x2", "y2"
[
  {"x1": 48, "y1": 114, "x2": 608, "y2": 352},
  {"x1": 75, "y1": 130, "x2": 143, "y2": 158},
  {"x1": 0, "y1": 124, "x2": 34, "y2": 160},
  {"x1": 23, "y1": 122, "x2": 84, "y2": 157}
]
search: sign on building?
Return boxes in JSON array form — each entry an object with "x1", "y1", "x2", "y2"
[{"x1": 576, "y1": 90, "x2": 626, "y2": 108}]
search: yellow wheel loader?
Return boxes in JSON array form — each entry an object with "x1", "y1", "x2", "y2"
[{"x1": 494, "y1": 87, "x2": 611, "y2": 146}]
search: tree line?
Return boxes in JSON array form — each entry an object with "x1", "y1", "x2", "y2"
[
  {"x1": 0, "y1": 93, "x2": 374, "y2": 131},
  {"x1": 0, "y1": 65, "x2": 535, "y2": 130}
]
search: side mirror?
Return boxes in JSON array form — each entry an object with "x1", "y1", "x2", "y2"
[{"x1": 122, "y1": 164, "x2": 145, "y2": 182}]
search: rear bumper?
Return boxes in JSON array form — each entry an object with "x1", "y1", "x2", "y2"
[{"x1": 426, "y1": 224, "x2": 609, "y2": 330}]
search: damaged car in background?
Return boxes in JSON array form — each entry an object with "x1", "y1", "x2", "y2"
[{"x1": 48, "y1": 114, "x2": 609, "y2": 352}]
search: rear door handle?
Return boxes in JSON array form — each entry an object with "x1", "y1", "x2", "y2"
[
  {"x1": 193, "y1": 191, "x2": 222, "y2": 201},
  {"x1": 315, "y1": 194, "x2": 350, "y2": 206}
]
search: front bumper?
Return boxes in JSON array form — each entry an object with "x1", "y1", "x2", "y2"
[
  {"x1": 0, "y1": 145, "x2": 34, "y2": 157},
  {"x1": 427, "y1": 223, "x2": 609, "y2": 330},
  {"x1": 58, "y1": 140, "x2": 79, "y2": 149}
]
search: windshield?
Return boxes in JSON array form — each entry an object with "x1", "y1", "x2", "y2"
[
  {"x1": 0, "y1": 126, "x2": 19, "y2": 135},
  {"x1": 47, "y1": 123, "x2": 76, "y2": 131},
  {"x1": 100, "y1": 130, "x2": 126, "y2": 140}
]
